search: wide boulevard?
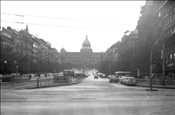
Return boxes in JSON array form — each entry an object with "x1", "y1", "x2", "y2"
[{"x1": 1, "y1": 71, "x2": 175, "y2": 115}]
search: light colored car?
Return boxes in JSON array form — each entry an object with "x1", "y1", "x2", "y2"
[
  {"x1": 118, "y1": 76, "x2": 124, "y2": 82},
  {"x1": 123, "y1": 77, "x2": 136, "y2": 85},
  {"x1": 120, "y1": 76, "x2": 127, "y2": 84},
  {"x1": 107, "y1": 75, "x2": 112, "y2": 79}
]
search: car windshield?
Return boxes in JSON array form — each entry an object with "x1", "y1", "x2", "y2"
[{"x1": 1, "y1": 1, "x2": 175, "y2": 115}]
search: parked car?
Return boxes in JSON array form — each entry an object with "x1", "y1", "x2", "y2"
[
  {"x1": 94, "y1": 75, "x2": 98, "y2": 79},
  {"x1": 107, "y1": 75, "x2": 112, "y2": 79},
  {"x1": 123, "y1": 77, "x2": 136, "y2": 85},
  {"x1": 120, "y1": 76, "x2": 127, "y2": 84},
  {"x1": 100, "y1": 74, "x2": 107, "y2": 78},
  {"x1": 109, "y1": 75, "x2": 118, "y2": 83},
  {"x1": 118, "y1": 76, "x2": 123, "y2": 82}
]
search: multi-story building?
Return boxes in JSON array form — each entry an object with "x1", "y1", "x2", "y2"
[
  {"x1": 19, "y1": 25, "x2": 34, "y2": 73},
  {"x1": 1, "y1": 27, "x2": 14, "y2": 53},
  {"x1": 1, "y1": 26, "x2": 61, "y2": 73},
  {"x1": 60, "y1": 36, "x2": 102, "y2": 69},
  {"x1": 0, "y1": 27, "x2": 14, "y2": 73},
  {"x1": 49, "y1": 48, "x2": 60, "y2": 64},
  {"x1": 39, "y1": 38, "x2": 49, "y2": 62},
  {"x1": 5, "y1": 27, "x2": 22, "y2": 56},
  {"x1": 155, "y1": 0, "x2": 175, "y2": 77},
  {"x1": 118, "y1": 29, "x2": 138, "y2": 58}
]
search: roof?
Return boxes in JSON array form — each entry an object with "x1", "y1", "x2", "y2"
[
  {"x1": 83, "y1": 36, "x2": 90, "y2": 45},
  {"x1": 115, "y1": 71, "x2": 131, "y2": 73}
]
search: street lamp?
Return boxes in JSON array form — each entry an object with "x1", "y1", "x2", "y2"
[
  {"x1": 147, "y1": 36, "x2": 163, "y2": 91},
  {"x1": 14, "y1": 60, "x2": 18, "y2": 75},
  {"x1": 4, "y1": 60, "x2": 7, "y2": 64},
  {"x1": 4, "y1": 60, "x2": 7, "y2": 74}
]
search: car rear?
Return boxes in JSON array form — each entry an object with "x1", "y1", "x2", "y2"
[
  {"x1": 109, "y1": 75, "x2": 118, "y2": 83},
  {"x1": 125, "y1": 77, "x2": 136, "y2": 85}
]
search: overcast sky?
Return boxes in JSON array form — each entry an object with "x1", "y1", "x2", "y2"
[{"x1": 1, "y1": 1, "x2": 145, "y2": 52}]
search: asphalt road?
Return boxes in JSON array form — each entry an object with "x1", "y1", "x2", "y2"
[{"x1": 1, "y1": 71, "x2": 175, "y2": 115}]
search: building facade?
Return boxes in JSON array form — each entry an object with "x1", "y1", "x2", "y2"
[
  {"x1": 155, "y1": 0, "x2": 175, "y2": 77},
  {"x1": 60, "y1": 36, "x2": 102, "y2": 69},
  {"x1": 1, "y1": 26, "x2": 61, "y2": 74}
]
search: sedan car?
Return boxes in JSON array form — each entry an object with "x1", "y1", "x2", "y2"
[{"x1": 124, "y1": 77, "x2": 136, "y2": 85}]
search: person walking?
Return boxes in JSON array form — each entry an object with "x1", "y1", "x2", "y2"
[{"x1": 37, "y1": 74, "x2": 40, "y2": 87}]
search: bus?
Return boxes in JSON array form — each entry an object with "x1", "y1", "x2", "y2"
[
  {"x1": 63, "y1": 69, "x2": 75, "y2": 77},
  {"x1": 114, "y1": 71, "x2": 131, "y2": 78}
]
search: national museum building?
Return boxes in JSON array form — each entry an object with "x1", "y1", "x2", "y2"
[{"x1": 60, "y1": 36, "x2": 103, "y2": 68}]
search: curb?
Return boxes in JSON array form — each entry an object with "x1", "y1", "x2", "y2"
[{"x1": 136, "y1": 84, "x2": 175, "y2": 89}]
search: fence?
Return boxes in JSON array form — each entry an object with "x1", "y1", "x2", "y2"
[
  {"x1": 136, "y1": 78, "x2": 175, "y2": 86},
  {"x1": 1, "y1": 75, "x2": 85, "y2": 89}
]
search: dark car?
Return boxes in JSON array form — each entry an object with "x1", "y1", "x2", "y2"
[
  {"x1": 94, "y1": 75, "x2": 98, "y2": 79},
  {"x1": 109, "y1": 75, "x2": 118, "y2": 83}
]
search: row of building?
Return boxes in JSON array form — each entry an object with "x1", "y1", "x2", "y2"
[
  {"x1": 143, "y1": 0, "x2": 175, "y2": 76},
  {"x1": 101, "y1": 0, "x2": 175, "y2": 77},
  {"x1": 0, "y1": 25, "x2": 61, "y2": 74}
]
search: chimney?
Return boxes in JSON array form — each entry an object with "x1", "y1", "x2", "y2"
[{"x1": 26, "y1": 25, "x2": 28, "y2": 32}]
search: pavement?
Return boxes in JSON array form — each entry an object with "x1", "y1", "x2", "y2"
[{"x1": 1, "y1": 71, "x2": 175, "y2": 115}]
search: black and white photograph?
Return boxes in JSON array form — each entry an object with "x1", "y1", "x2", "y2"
[{"x1": 1, "y1": 0, "x2": 175, "y2": 115}]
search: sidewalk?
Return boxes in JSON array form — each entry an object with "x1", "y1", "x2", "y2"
[
  {"x1": 27, "y1": 77, "x2": 85, "y2": 89},
  {"x1": 136, "y1": 83, "x2": 175, "y2": 89}
]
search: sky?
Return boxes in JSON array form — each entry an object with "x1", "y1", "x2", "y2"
[{"x1": 1, "y1": 1, "x2": 145, "y2": 53}]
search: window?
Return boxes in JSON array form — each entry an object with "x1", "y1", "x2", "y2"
[
  {"x1": 173, "y1": 12, "x2": 175, "y2": 21},
  {"x1": 165, "y1": 55, "x2": 168, "y2": 64},
  {"x1": 169, "y1": 54, "x2": 173, "y2": 63},
  {"x1": 170, "y1": 4, "x2": 172, "y2": 10},
  {"x1": 158, "y1": 11, "x2": 161, "y2": 17},
  {"x1": 173, "y1": 26, "x2": 175, "y2": 34},
  {"x1": 170, "y1": 15, "x2": 172, "y2": 23},
  {"x1": 170, "y1": 54, "x2": 173, "y2": 59}
]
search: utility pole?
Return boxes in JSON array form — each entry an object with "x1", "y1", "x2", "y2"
[
  {"x1": 162, "y1": 41, "x2": 165, "y2": 85},
  {"x1": 150, "y1": 37, "x2": 162, "y2": 76}
]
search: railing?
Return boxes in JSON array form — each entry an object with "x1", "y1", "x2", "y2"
[
  {"x1": 1, "y1": 75, "x2": 85, "y2": 89},
  {"x1": 136, "y1": 78, "x2": 175, "y2": 86}
]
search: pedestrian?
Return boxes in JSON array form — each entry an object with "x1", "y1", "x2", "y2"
[
  {"x1": 29, "y1": 74, "x2": 32, "y2": 80},
  {"x1": 37, "y1": 74, "x2": 40, "y2": 87},
  {"x1": 11, "y1": 75, "x2": 14, "y2": 86},
  {"x1": 162, "y1": 76, "x2": 166, "y2": 86}
]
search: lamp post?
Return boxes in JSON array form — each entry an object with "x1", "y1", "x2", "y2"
[
  {"x1": 150, "y1": 36, "x2": 163, "y2": 76},
  {"x1": 146, "y1": 36, "x2": 163, "y2": 91}
]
